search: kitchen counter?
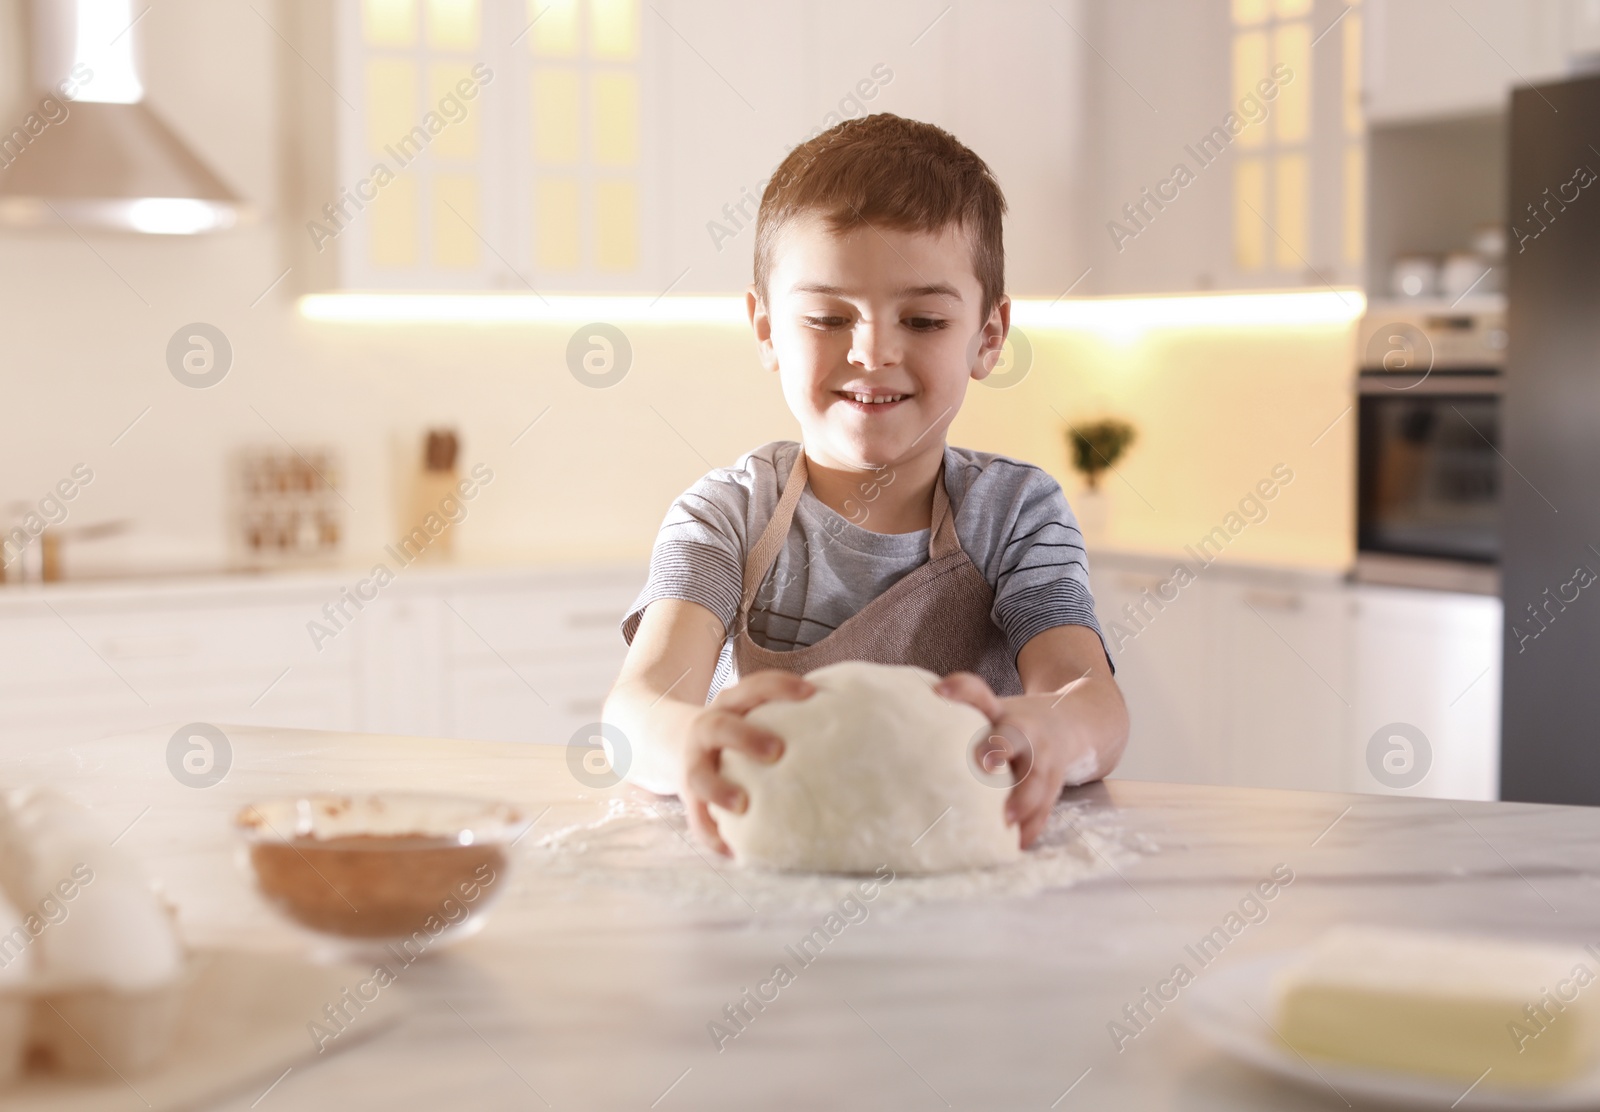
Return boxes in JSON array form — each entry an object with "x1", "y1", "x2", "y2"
[
  {"x1": 14, "y1": 725, "x2": 1597, "y2": 1110},
  {"x1": 0, "y1": 542, "x2": 1352, "y2": 606},
  {"x1": 1090, "y1": 545, "x2": 1351, "y2": 589},
  {"x1": 0, "y1": 557, "x2": 645, "y2": 608}
]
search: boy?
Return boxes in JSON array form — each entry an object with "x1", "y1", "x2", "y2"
[{"x1": 604, "y1": 114, "x2": 1128, "y2": 855}]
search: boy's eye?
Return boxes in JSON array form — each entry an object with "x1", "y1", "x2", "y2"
[
  {"x1": 802, "y1": 315, "x2": 848, "y2": 329},
  {"x1": 906, "y1": 317, "x2": 948, "y2": 331}
]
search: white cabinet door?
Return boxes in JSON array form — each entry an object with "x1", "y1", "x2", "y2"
[
  {"x1": 1351, "y1": 585, "x2": 1500, "y2": 800},
  {"x1": 0, "y1": 611, "x2": 146, "y2": 750},
  {"x1": 0, "y1": 596, "x2": 359, "y2": 751},
  {"x1": 446, "y1": 656, "x2": 617, "y2": 746},
  {"x1": 1096, "y1": 560, "x2": 1352, "y2": 793},
  {"x1": 0, "y1": 568, "x2": 647, "y2": 754},
  {"x1": 356, "y1": 593, "x2": 447, "y2": 738},
  {"x1": 1082, "y1": 0, "x2": 1232, "y2": 294},
  {"x1": 662, "y1": 0, "x2": 1084, "y2": 295},
  {"x1": 1094, "y1": 564, "x2": 1228, "y2": 786},
  {"x1": 1083, "y1": 0, "x2": 1361, "y2": 293},
  {"x1": 879, "y1": 0, "x2": 1083, "y2": 298},
  {"x1": 1364, "y1": 0, "x2": 1569, "y2": 124},
  {"x1": 653, "y1": 0, "x2": 810, "y2": 295},
  {"x1": 1216, "y1": 579, "x2": 1352, "y2": 792},
  {"x1": 439, "y1": 573, "x2": 638, "y2": 743}
]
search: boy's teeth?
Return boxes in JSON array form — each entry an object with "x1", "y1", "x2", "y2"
[{"x1": 846, "y1": 392, "x2": 905, "y2": 404}]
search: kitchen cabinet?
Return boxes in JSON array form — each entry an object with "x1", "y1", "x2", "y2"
[
  {"x1": 1082, "y1": 0, "x2": 1364, "y2": 294},
  {"x1": 318, "y1": 0, "x2": 659, "y2": 293},
  {"x1": 438, "y1": 579, "x2": 633, "y2": 744},
  {"x1": 0, "y1": 566, "x2": 644, "y2": 756},
  {"x1": 1215, "y1": 577, "x2": 1352, "y2": 791},
  {"x1": 304, "y1": 0, "x2": 1086, "y2": 296},
  {"x1": 650, "y1": 2, "x2": 810, "y2": 297},
  {"x1": 666, "y1": 0, "x2": 1086, "y2": 297},
  {"x1": 1363, "y1": 0, "x2": 1569, "y2": 124},
  {"x1": 1089, "y1": 562, "x2": 1226, "y2": 785},
  {"x1": 1094, "y1": 554, "x2": 1352, "y2": 792},
  {"x1": 356, "y1": 594, "x2": 447, "y2": 738},
  {"x1": 0, "y1": 590, "x2": 362, "y2": 749},
  {"x1": 4, "y1": 560, "x2": 1502, "y2": 800},
  {"x1": 1351, "y1": 583, "x2": 1500, "y2": 800},
  {"x1": 1095, "y1": 551, "x2": 1500, "y2": 800}
]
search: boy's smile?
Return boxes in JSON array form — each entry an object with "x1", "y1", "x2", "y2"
[{"x1": 748, "y1": 213, "x2": 1010, "y2": 492}]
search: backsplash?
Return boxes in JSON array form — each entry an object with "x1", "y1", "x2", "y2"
[{"x1": 0, "y1": 221, "x2": 1355, "y2": 578}]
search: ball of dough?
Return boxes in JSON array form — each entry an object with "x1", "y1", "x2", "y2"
[{"x1": 711, "y1": 661, "x2": 1020, "y2": 874}]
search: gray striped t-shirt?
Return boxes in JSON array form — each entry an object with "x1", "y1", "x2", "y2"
[{"x1": 620, "y1": 440, "x2": 1105, "y2": 701}]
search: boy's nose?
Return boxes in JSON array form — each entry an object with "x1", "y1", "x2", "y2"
[{"x1": 848, "y1": 323, "x2": 901, "y2": 370}]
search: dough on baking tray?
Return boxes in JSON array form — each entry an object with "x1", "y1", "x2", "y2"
[{"x1": 711, "y1": 661, "x2": 1020, "y2": 874}]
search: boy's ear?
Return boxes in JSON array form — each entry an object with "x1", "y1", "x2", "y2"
[
  {"x1": 969, "y1": 294, "x2": 1012, "y2": 381},
  {"x1": 747, "y1": 285, "x2": 780, "y2": 372}
]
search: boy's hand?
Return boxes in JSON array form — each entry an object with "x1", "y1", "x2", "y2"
[
  {"x1": 682, "y1": 670, "x2": 815, "y2": 855},
  {"x1": 934, "y1": 671, "x2": 1102, "y2": 849}
]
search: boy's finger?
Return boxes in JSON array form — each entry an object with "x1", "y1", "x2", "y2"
[
  {"x1": 971, "y1": 728, "x2": 1012, "y2": 776},
  {"x1": 685, "y1": 795, "x2": 732, "y2": 857},
  {"x1": 686, "y1": 762, "x2": 749, "y2": 813},
  {"x1": 710, "y1": 670, "x2": 816, "y2": 715},
  {"x1": 1004, "y1": 760, "x2": 1061, "y2": 828},
  {"x1": 935, "y1": 672, "x2": 1003, "y2": 720},
  {"x1": 700, "y1": 712, "x2": 786, "y2": 761},
  {"x1": 1017, "y1": 806, "x2": 1051, "y2": 849},
  {"x1": 971, "y1": 720, "x2": 1033, "y2": 778}
]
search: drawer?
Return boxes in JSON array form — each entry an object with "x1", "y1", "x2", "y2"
[
  {"x1": 0, "y1": 614, "x2": 136, "y2": 690},
  {"x1": 444, "y1": 658, "x2": 620, "y2": 745},
  {"x1": 443, "y1": 582, "x2": 638, "y2": 662},
  {"x1": 40, "y1": 600, "x2": 355, "y2": 680}
]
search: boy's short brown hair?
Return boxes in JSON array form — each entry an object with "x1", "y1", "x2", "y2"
[{"x1": 753, "y1": 113, "x2": 1008, "y2": 320}]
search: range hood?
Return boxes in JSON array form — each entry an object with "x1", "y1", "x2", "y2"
[{"x1": 0, "y1": 0, "x2": 245, "y2": 234}]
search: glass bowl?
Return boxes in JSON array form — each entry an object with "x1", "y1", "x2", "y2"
[{"x1": 234, "y1": 793, "x2": 530, "y2": 955}]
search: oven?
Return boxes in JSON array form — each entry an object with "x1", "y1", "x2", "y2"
[{"x1": 1354, "y1": 307, "x2": 1506, "y2": 594}]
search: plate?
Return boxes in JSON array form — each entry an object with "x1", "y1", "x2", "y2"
[{"x1": 1184, "y1": 951, "x2": 1600, "y2": 1110}]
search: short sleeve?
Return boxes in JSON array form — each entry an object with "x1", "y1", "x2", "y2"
[
  {"x1": 983, "y1": 471, "x2": 1110, "y2": 669},
  {"x1": 619, "y1": 448, "x2": 780, "y2": 645}
]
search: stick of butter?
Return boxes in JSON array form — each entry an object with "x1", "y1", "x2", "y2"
[{"x1": 1274, "y1": 925, "x2": 1600, "y2": 1086}]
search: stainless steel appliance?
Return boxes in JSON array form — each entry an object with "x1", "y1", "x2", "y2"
[
  {"x1": 0, "y1": 0, "x2": 245, "y2": 234},
  {"x1": 1500, "y1": 73, "x2": 1600, "y2": 807},
  {"x1": 1355, "y1": 304, "x2": 1506, "y2": 595}
]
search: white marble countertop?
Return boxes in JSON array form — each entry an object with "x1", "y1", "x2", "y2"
[
  {"x1": 0, "y1": 545, "x2": 1354, "y2": 609},
  {"x1": 0, "y1": 559, "x2": 646, "y2": 609},
  {"x1": 1090, "y1": 546, "x2": 1353, "y2": 588},
  {"x1": 11, "y1": 725, "x2": 1597, "y2": 1111}
]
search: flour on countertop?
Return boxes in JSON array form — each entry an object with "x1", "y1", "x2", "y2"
[{"x1": 527, "y1": 796, "x2": 1151, "y2": 914}]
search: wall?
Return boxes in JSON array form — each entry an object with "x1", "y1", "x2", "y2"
[
  {"x1": 0, "y1": 0, "x2": 1353, "y2": 580},
  {"x1": 962, "y1": 321, "x2": 1356, "y2": 572}
]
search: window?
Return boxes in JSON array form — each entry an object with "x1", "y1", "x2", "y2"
[
  {"x1": 1230, "y1": 0, "x2": 1362, "y2": 281},
  {"x1": 524, "y1": 0, "x2": 641, "y2": 274},
  {"x1": 331, "y1": 0, "x2": 647, "y2": 289}
]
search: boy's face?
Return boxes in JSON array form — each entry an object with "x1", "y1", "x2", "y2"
[{"x1": 748, "y1": 213, "x2": 1009, "y2": 472}]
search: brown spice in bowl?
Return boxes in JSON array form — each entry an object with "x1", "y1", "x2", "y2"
[{"x1": 249, "y1": 835, "x2": 507, "y2": 939}]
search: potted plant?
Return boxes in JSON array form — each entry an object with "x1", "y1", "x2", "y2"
[
  {"x1": 1065, "y1": 418, "x2": 1136, "y2": 541},
  {"x1": 1068, "y1": 419, "x2": 1137, "y2": 491}
]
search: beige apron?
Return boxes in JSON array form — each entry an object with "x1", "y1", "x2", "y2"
[{"x1": 731, "y1": 446, "x2": 1024, "y2": 697}]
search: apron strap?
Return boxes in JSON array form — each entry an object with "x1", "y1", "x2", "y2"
[
  {"x1": 740, "y1": 447, "x2": 810, "y2": 614},
  {"x1": 927, "y1": 458, "x2": 961, "y2": 560},
  {"x1": 739, "y1": 446, "x2": 961, "y2": 614}
]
